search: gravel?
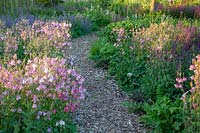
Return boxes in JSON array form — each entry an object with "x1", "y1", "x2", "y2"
[{"x1": 67, "y1": 33, "x2": 147, "y2": 133}]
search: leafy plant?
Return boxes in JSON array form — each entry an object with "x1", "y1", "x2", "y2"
[
  {"x1": 0, "y1": 18, "x2": 83, "y2": 132},
  {"x1": 89, "y1": 38, "x2": 116, "y2": 68},
  {"x1": 122, "y1": 101, "x2": 144, "y2": 114},
  {"x1": 83, "y1": 6, "x2": 111, "y2": 29},
  {"x1": 67, "y1": 14, "x2": 93, "y2": 38},
  {"x1": 141, "y1": 97, "x2": 185, "y2": 133}
]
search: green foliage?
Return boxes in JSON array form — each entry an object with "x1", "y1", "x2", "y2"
[
  {"x1": 27, "y1": 1, "x2": 113, "y2": 38},
  {"x1": 140, "y1": 59, "x2": 181, "y2": 102},
  {"x1": 97, "y1": 0, "x2": 111, "y2": 8},
  {"x1": 0, "y1": 108, "x2": 77, "y2": 132},
  {"x1": 67, "y1": 15, "x2": 93, "y2": 38},
  {"x1": 122, "y1": 101, "x2": 144, "y2": 114},
  {"x1": 89, "y1": 38, "x2": 116, "y2": 68},
  {"x1": 36, "y1": 0, "x2": 64, "y2": 6},
  {"x1": 28, "y1": 7, "x2": 63, "y2": 17},
  {"x1": 83, "y1": 6, "x2": 111, "y2": 29},
  {"x1": 141, "y1": 97, "x2": 185, "y2": 133},
  {"x1": 90, "y1": 12, "x2": 200, "y2": 132},
  {"x1": 108, "y1": 45, "x2": 146, "y2": 92},
  {"x1": 109, "y1": 0, "x2": 149, "y2": 16},
  {"x1": 101, "y1": 13, "x2": 175, "y2": 43}
]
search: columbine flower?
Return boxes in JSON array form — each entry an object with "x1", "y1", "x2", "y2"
[
  {"x1": 10, "y1": 60, "x2": 16, "y2": 66},
  {"x1": 193, "y1": 103, "x2": 197, "y2": 109},
  {"x1": 59, "y1": 120, "x2": 65, "y2": 126},
  {"x1": 16, "y1": 95, "x2": 21, "y2": 101},
  {"x1": 182, "y1": 77, "x2": 187, "y2": 82},
  {"x1": 52, "y1": 109, "x2": 56, "y2": 113},
  {"x1": 190, "y1": 87, "x2": 195, "y2": 93},
  {"x1": 32, "y1": 104, "x2": 37, "y2": 109},
  {"x1": 44, "y1": 68, "x2": 49, "y2": 73},
  {"x1": 189, "y1": 65, "x2": 195, "y2": 71},
  {"x1": 36, "y1": 115, "x2": 40, "y2": 120},
  {"x1": 17, "y1": 108, "x2": 22, "y2": 113},
  {"x1": 47, "y1": 128, "x2": 52, "y2": 133},
  {"x1": 48, "y1": 75, "x2": 54, "y2": 83},
  {"x1": 64, "y1": 106, "x2": 70, "y2": 113},
  {"x1": 174, "y1": 83, "x2": 183, "y2": 89},
  {"x1": 39, "y1": 78, "x2": 45, "y2": 83},
  {"x1": 181, "y1": 91, "x2": 189, "y2": 105},
  {"x1": 17, "y1": 60, "x2": 21, "y2": 64},
  {"x1": 11, "y1": 108, "x2": 17, "y2": 112}
]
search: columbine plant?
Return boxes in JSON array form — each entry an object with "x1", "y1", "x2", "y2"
[
  {"x1": 1, "y1": 19, "x2": 72, "y2": 60},
  {"x1": 175, "y1": 55, "x2": 200, "y2": 131},
  {"x1": 0, "y1": 53, "x2": 85, "y2": 132},
  {"x1": 0, "y1": 19, "x2": 84, "y2": 132}
]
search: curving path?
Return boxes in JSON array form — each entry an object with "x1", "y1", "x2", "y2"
[{"x1": 67, "y1": 33, "x2": 146, "y2": 133}]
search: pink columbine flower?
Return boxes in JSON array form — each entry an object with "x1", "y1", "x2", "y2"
[
  {"x1": 189, "y1": 65, "x2": 195, "y2": 71},
  {"x1": 190, "y1": 76, "x2": 194, "y2": 80},
  {"x1": 190, "y1": 87, "x2": 195, "y2": 93},
  {"x1": 182, "y1": 77, "x2": 187, "y2": 82},
  {"x1": 32, "y1": 104, "x2": 37, "y2": 109},
  {"x1": 10, "y1": 60, "x2": 16, "y2": 66},
  {"x1": 193, "y1": 103, "x2": 197, "y2": 109},
  {"x1": 64, "y1": 106, "x2": 70, "y2": 113}
]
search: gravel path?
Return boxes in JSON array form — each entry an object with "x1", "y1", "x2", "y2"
[{"x1": 67, "y1": 33, "x2": 146, "y2": 133}]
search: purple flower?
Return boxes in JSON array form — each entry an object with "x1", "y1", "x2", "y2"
[{"x1": 47, "y1": 128, "x2": 52, "y2": 133}]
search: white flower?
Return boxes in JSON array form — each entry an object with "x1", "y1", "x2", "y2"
[
  {"x1": 32, "y1": 64, "x2": 37, "y2": 69},
  {"x1": 56, "y1": 122, "x2": 59, "y2": 126},
  {"x1": 39, "y1": 78, "x2": 45, "y2": 83},
  {"x1": 44, "y1": 68, "x2": 49, "y2": 73},
  {"x1": 127, "y1": 73, "x2": 133, "y2": 77},
  {"x1": 22, "y1": 79, "x2": 27, "y2": 84},
  {"x1": 48, "y1": 75, "x2": 54, "y2": 83},
  {"x1": 11, "y1": 108, "x2": 17, "y2": 112},
  {"x1": 36, "y1": 115, "x2": 40, "y2": 120},
  {"x1": 17, "y1": 108, "x2": 22, "y2": 113},
  {"x1": 32, "y1": 104, "x2": 37, "y2": 109},
  {"x1": 59, "y1": 120, "x2": 65, "y2": 126},
  {"x1": 16, "y1": 95, "x2": 21, "y2": 101},
  {"x1": 27, "y1": 77, "x2": 33, "y2": 84}
]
